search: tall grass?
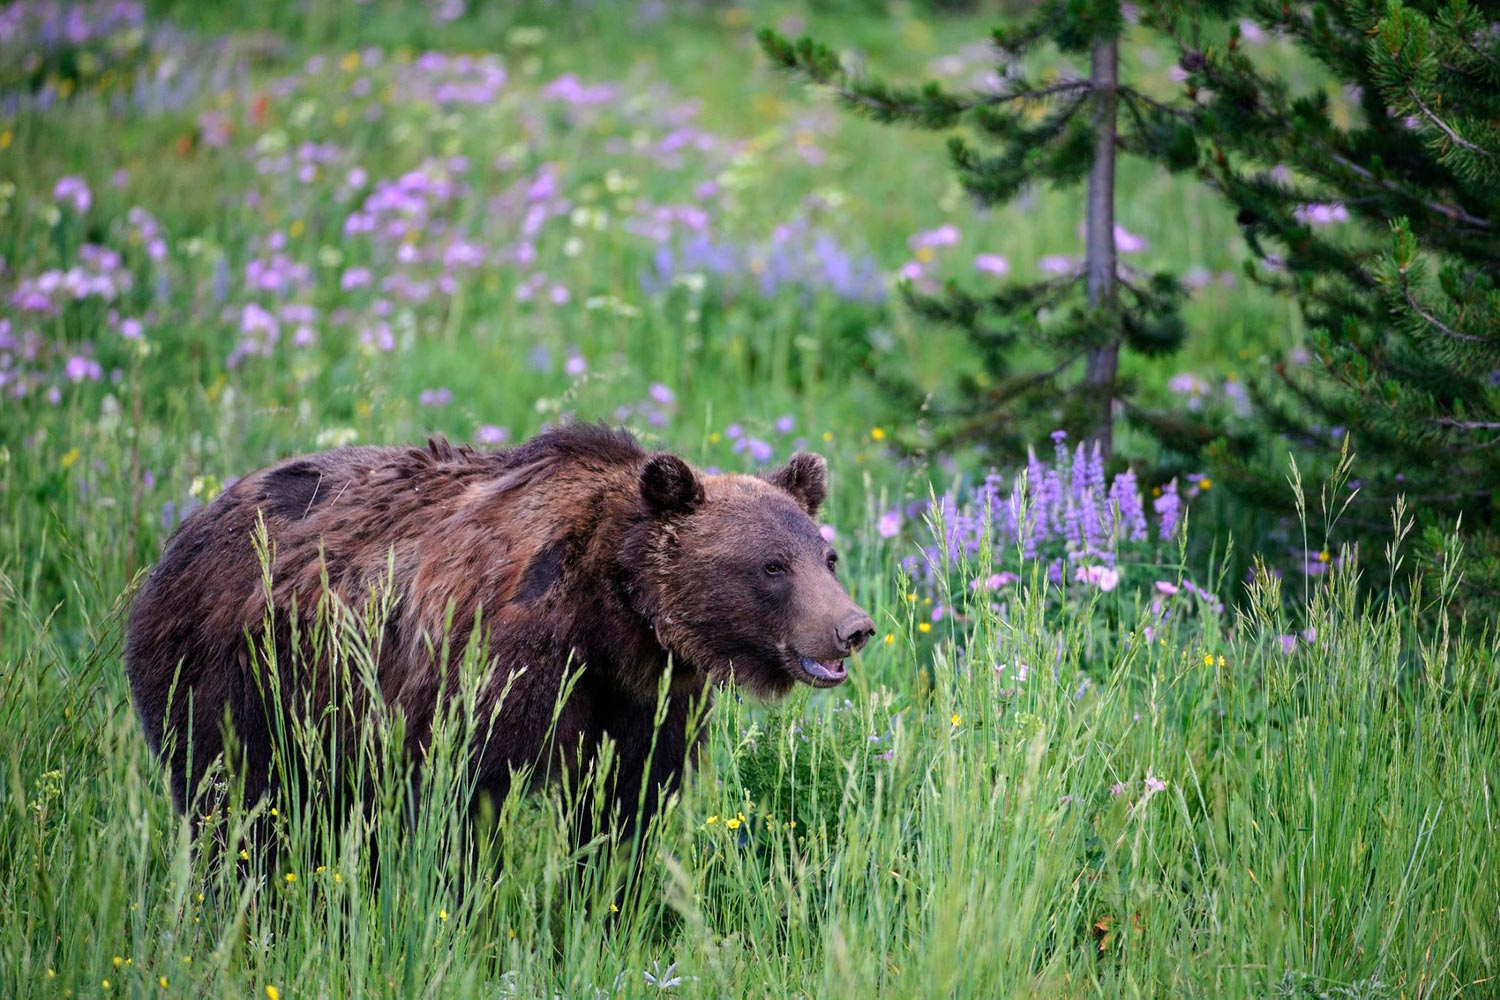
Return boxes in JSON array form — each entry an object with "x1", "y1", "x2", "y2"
[{"x1": 2, "y1": 478, "x2": 1495, "y2": 996}]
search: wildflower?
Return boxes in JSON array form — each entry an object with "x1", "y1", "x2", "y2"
[
  {"x1": 1202, "y1": 654, "x2": 1214, "y2": 667},
  {"x1": 974, "y1": 253, "x2": 1009, "y2": 276},
  {"x1": 1113, "y1": 224, "x2": 1148, "y2": 253},
  {"x1": 705, "y1": 814, "x2": 718, "y2": 825},
  {"x1": 726, "y1": 816, "x2": 742, "y2": 830},
  {"x1": 1293, "y1": 202, "x2": 1349, "y2": 226},
  {"x1": 819, "y1": 524, "x2": 837, "y2": 542},
  {"x1": 870, "y1": 426, "x2": 886, "y2": 441},
  {"x1": 438, "y1": 909, "x2": 448, "y2": 922},
  {"x1": 908, "y1": 224, "x2": 960, "y2": 250},
  {"x1": 284, "y1": 872, "x2": 297, "y2": 884},
  {"x1": 1144, "y1": 771, "x2": 1167, "y2": 794},
  {"x1": 1154, "y1": 580, "x2": 1179, "y2": 595},
  {"x1": 61, "y1": 448, "x2": 81, "y2": 470},
  {"x1": 1197, "y1": 477, "x2": 1212, "y2": 491},
  {"x1": 917, "y1": 622, "x2": 932, "y2": 634},
  {"x1": 54, "y1": 176, "x2": 92, "y2": 213},
  {"x1": 160, "y1": 977, "x2": 168, "y2": 987},
  {"x1": 267, "y1": 987, "x2": 281, "y2": 1000},
  {"x1": 883, "y1": 634, "x2": 894, "y2": 645},
  {"x1": 642, "y1": 961, "x2": 689, "y2": 990},
  {"x1": 609, "y1": 902, "x2": 619, "y2": 913},
  {"x1": 239, "y1": 849, "x2": 250, "y2": 861},
  {"x1": 1073, "y1": 565, "x2": 1121, "y2": 592},
  {"x1": 1110, "y1": 782, "x2": 1126, "y2": 797},
  {"x1": 877, "y1": 510, "x2": 902, "y2": 538},
  {"x1": 950, "y1": 713, "x2": 961, "y2": 726}
]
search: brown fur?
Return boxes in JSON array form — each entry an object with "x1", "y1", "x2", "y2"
[{"x1": 124, "y1": 425, "x2": 872, "y2": 836}]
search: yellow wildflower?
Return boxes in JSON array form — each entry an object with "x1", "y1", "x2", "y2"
[
  {"x1": 266, "y1": 987, "x2": 281, "y2": 1000},
  {"x1": 870, "y1": 427, "x2": 886, "y2": 442},
  {"x1": 883, "y1": 634, "x2": 895, "y2": 645},
  {"x1": 438, "y1": 909, "x2": 448, "y2": 922},
  {"x1": 61, "y1": 447, "x2": 81, "y2": 470},
  {"x1": 950, "y1": 713, "x2": 961, "y2": 726},
  {"x1": 284, "y1": 872, "x2": 296, "y2": 884},
  {"x1": 918, "y1": 622, "x2": 932, "y2": 634}
]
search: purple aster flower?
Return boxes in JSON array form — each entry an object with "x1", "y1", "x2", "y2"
[
  {"x1": 64, "y1": 355, "x2": 102, "y2": 382},
  {"x1": 1113, "y1": 224, "x2": 1148, "y2": 253},
  {"x1": 648, "y1": 382, "x2": 675, "y2": 406},
  {"x1": 54, "y1": 176, "x2": 91, "y2": 213},
  {"x1": 908, "y1": 224, "x2": 960, "y2": 250},
  {"x1": 819, "y1": 524, "x2": 837, "y2": 542},
  {"x1": 974, "y1": 254, "x2": 1009, "y2": 276},
  {"x1": 877, "y1": 510, "x2": 902, "y2": 539},
  {"x1": 774, "y1": 415, "x2": 795, "y2": 434},
  {"x1": 474, "y1": 425, "x2": 509, "y2": 446}
]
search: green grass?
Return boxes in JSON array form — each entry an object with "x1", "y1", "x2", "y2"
[{"x1": 1, "y1": 1, "x2": 1496, "y2": 996}]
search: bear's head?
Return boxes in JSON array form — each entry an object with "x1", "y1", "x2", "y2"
[{"x1": 634, "y1": 452, "x2": 875, "y2": 697}]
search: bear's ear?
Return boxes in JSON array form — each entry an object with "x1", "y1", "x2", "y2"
[
  {"x1": 763, "y1": 452, "x2": 827, "y2": 517},
  {"x1": 640, "y1": 454, "x2": 705, "y2": 519}
]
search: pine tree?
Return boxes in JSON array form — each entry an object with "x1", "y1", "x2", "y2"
[
  {"x1": 760, "y1": 2, "x2": 1213, "y2": 459},
  {"x1": 1143, "y1": 0, "x2": 1500, "y2": 605}
]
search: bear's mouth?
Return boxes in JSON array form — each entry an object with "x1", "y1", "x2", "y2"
[{"x1": 794, "y1": 654, "x2": 848, "y2": 688}]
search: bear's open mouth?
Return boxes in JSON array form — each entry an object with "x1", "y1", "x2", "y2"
[{"x1": 794, "y1": 655, "x2": 848, "y2": 688}]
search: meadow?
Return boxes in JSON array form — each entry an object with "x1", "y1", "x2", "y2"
[{"x1": 1, "y1": 1, "x2": 1496, "y2": 996}]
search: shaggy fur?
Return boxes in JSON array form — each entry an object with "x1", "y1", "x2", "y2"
[{"x1": 124, "y1": 425, "x2": 872, "y2": 835}]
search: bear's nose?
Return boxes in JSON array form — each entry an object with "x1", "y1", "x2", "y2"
[{"x1": 836, "y1": 612, "x2": 875, "y2": 653}]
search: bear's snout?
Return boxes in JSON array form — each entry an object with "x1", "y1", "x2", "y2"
[{"x1": 835, "y1": 612, "x2": 875, "y2": 654}]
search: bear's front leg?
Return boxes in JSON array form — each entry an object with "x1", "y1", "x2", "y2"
[{"x1": 589, "y1": 689, "x2": 705, "y2": 847}]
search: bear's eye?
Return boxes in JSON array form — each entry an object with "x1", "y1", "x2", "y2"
[
  {"x1": 826, "y1": 553, "x2": 839, "y2": 573},
  {"x1": 764, "y1": 561, "x2": 788, "y2": 577}
]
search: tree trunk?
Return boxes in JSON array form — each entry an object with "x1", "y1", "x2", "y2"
[{"x1": 1082, "y1": 36, "x2": 1120, "y2": 458}]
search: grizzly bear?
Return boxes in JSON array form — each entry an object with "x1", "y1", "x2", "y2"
[{"x1": 124, "y1": 425, "x2": 873, "y2": 837}]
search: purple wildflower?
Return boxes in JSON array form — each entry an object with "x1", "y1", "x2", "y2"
[{"x1": 54, "y1": 176, "x2": 91, "y2": 213}]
